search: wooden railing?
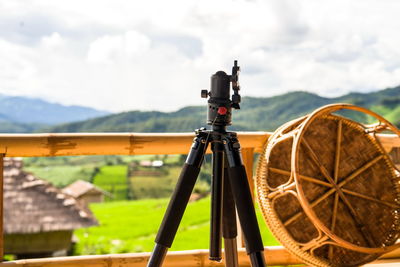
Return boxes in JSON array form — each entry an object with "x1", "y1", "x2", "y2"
[{"x1": 0, "y1": 132, "x2": 399, "y2": 266}]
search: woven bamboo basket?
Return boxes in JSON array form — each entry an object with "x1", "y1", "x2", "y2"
[{"x1": 256, "y1": 104, "x2": 400, "y2": 267}]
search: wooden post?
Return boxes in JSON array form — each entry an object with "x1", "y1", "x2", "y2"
[
  {"x1": 235, "y1": 147, "x2": 255, "y2": 248},
  {"x1": 242, "y1": 148, "x2": 255, "y2": 198},
  {"x1": 0, "y1": 154, "x2": 4, "y2": 261}
]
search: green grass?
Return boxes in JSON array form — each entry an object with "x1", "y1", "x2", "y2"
[
  {"x1": 93, "y1": 165, "x2": 128, "y2": 200},
  {"x1": 24, "y1": 165, "x2": 93, "y2": 187},
  {"x1": 382, "y1": 106, "x2": 400, "y2": 124},
  {"x1": 74, "y1": 197, "x2": 279, "y2": 255},
  {"x1": 256, "y1": 202, "x2": 280, "y2": 246}
]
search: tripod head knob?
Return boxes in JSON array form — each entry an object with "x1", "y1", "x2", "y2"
[
  {"x1": 201, "y1": 89, "x2": 209, "y2": 98},
  {"x1": 202, "y1": 60, "x2": 241, "y2": 127}
]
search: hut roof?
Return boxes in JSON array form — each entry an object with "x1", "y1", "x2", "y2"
[
  {"x1": 4, "y1": 158, "x2": 98, "y2": 234},
  {"x1": 62, "y1": 180, "x2": 105, "y2": 198}
]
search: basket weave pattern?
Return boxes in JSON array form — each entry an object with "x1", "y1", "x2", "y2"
[{"x1": 256, "y1": 104, "x2": 400, "y2": 267}]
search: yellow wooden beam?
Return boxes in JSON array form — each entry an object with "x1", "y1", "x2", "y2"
[
  {"x1": 0, "y1": 132, "x2": 396, "y2": 157},
  {"x1": 0, "y1": 132, "x2": 270, "y2": 157},
  {"x1": 0, "y1": 246, "x2": 301, "y2": 267},
  {"x1": 1, "y1": 246, "x2": 399, "y2": 267}
]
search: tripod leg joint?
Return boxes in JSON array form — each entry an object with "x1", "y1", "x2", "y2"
[{"x1": 222, "y1": 135, "x2": 243, "y2": 168}]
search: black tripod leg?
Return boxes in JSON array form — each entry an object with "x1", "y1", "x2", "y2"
[
  {"x1": 222, "y1": 169, "x2": 239, "y2": 267},
  {"x1": 209, "y1": 141, "x2": 224, "y2": 261},
  {"x1": 147, "y1": 133, "x2": 209, "y2": 267},
  {"x1": 223, "y1": 134, "x2": 266, "y2": 267}
]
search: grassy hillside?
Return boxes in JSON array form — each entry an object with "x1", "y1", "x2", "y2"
[
  {"x1": 24, "y1": 165, "x2": 94, "y2": 187},
  {"x1": 23, "y1": 156, "x2": 130, "y2": 188},
  {"x1": 45, "y1": 86, "x2": 400, "y2": 133},
  {"x1": 0, "y1": 121, "x2": 47, "y2": 133}
]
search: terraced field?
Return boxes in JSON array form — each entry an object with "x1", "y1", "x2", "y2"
[{"x1": 92, "y1": 165, "x2": 129, "y2": 201}]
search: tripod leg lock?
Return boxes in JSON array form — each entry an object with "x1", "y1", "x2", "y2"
[
  {"x1": 186, "y1": 131, "x2": 209, "y2": 166},
  {"x1": 222, "y1": 134, "x2": 243, "y2": 167}
]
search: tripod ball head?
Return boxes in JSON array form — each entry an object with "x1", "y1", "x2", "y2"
[{"x1": 201, "y1": 61, "x2": 241, "y2": 127}]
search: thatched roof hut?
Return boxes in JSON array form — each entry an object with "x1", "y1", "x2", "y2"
[
  {"x1": 63, "y1": 180, "x2": 109, "y2": 206},
  {"x1": 4, "y1": 158, "x2": 98, "y2": 258}
]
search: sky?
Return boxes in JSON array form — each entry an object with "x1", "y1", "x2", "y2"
[{"x1": 1, "y1": 0, "x2": 400, "y2": 112}]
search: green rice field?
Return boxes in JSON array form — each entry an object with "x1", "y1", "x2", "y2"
[
  {"x1": 73, "y1": 197, "x2": 279, "y2": 255},
  {"x1": 92, "y1": 165, "x2": 129, "y2": 201}
]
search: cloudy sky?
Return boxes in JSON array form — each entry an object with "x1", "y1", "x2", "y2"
[{"x1": 1, "y1": 0, "x2": 400, "y2": 112}]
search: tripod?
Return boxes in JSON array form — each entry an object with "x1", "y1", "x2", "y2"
[{"x1": 147, "y1": 62, "x2": 266, "y2": 267}]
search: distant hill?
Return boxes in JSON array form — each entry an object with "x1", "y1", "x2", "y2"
[
  {"x1": 0, "y1": 121, "x2": 47, "y2": 133},
  {"x1": 45, "y1": 85, "x2": 400, "y2": 133},
  {"x1": 0, "y1": 95, "x2": 110, "y2": 132}
]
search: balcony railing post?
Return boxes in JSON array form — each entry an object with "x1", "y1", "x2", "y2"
[
  {"x1": 235, "y1": 147, "x2": 255, "y2": 249},
  {"x1": 241, "y1": 148, "x2": 255, "y2": 198},
  {"x1": 0, "y1": 154, "x2": 4, "y2": 261}
]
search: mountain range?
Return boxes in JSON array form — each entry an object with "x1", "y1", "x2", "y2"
[
  {"x1": 0, "y1": 95, "x2": 109, "y2": 132},
  {"x1": 1, "y1": 86, "x2": 400, "y2": 133},
  {"x1": 44, "y1": 85, "x2": 400, "y2": 133}
]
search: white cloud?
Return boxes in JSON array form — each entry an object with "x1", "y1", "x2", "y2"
[
  {"x1": 87, "y1": 31, "x2": 151, "y2": 63},
  {"x1": 41, "y1": 32, "x2": 64, "y2": 48},
  {"x1": 1, "y1": 0, "x2": 400, "y2": 112}
]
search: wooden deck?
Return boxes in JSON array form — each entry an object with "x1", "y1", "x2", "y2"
[{"x1": 0, "y1": 132, "x2": 399, "y2": 266}]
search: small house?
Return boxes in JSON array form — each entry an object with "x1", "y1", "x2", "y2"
[
  {"x1": 139, "y1": 160, "x2": 163, "y2": 168},
  {"x1": 62, "y1": 180, "x2": 108, "y2": 207},
  {"x1": 4, "y1": 158, "x2": 98, "y2": 259}
]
